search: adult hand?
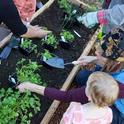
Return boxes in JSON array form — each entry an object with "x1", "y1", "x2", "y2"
[
  {"x1": 77, "y1": 12, "x2": 98, "y2": 28},
  {"x1": 77, "y1": 56, "x2": 97, "y2": 66},
  {"x1": 17, "y1": 82, "x2": 45, "y2": 95},
  {"x1": 21, "y1": 25, "x2": 51, "y2": 38},
  {"x1": 95, "y1": 51, "x2": 108, "y2": 66}
]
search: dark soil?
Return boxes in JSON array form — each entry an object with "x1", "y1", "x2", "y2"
[{"x1": 0, "y1": 1, "x2": 96, "y2": 124}]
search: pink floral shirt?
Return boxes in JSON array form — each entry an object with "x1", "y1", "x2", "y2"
[
  {"x1": 13, "y1": 0, "x2": 36, "y2": 21},
  {"x1": 62, "y1": 102, "x2": 112, "y2": 124}
]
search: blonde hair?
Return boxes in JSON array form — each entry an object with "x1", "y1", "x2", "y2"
[{"x1": 87, "y1": 72, "x2": 119, "y2": 107}]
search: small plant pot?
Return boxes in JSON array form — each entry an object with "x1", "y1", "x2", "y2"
[
  {"x1": 8, "y1": 73, "x2": 18, "y2": 88},
  {"x1": 59, "y1": 40, "x2": 71, "y2": 49},
  {"x1": 19, "y1": 46, "x2": 33, "y2": 56},
  {"x1": 43, "y1": 44, "x2": 55, "y2": 51},
  {"x1": 19, "y1": 38, "x2": 37, "y2": 56},
  {"x1": 59, "y1": 36, "x2": 71, "y2": 49},
  {"x1": 40, "y1": 56, "x2": 53, "y2": 69}
]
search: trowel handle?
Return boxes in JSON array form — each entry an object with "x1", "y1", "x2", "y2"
[{"x1": 72, "y1": 61, "x2": 81, "y2": 65}]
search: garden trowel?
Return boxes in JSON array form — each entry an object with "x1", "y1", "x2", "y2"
[
  {"x1": 0, "y1": 36, "x2": 20, "y2": 62},
  {"x1": 45, "y1": 56, "x2": 97, "y2": 69}
]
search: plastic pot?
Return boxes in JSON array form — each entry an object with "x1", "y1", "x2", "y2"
[
  {"x1": 40, "y1": 56, "x2": 53, "y2": 69},
  {"x1": 59, "y1": 36, "x2": 71, "y2": 49},
  {"x1": 43, "y1": 44, "x2": 55, "y2": 51},
  {"x1": 8, "y1": 73, "x2": 18, "y2": 88},
  {"x1": 59, "y1": 41, "x2": 70, "y2": 49}
]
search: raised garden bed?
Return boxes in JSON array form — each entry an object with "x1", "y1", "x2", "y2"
[{"x1": 0, "y1": 0, "x2": 98, "y2": 124}]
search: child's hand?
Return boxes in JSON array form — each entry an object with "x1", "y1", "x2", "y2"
[
  {"x1": 16, "y1": 82, "x2": 34, "y2": 92},
  {"x1": 77, "y1": 56, "x2": 97, "y2": 66}
]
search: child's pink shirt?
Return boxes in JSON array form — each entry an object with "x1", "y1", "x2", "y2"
[
  {"x1": 13, "y1": 0, "x2": 36, "y2": 21},
  {"x1": 62, "y1": 102, "x2": 113, "y2": 124}
]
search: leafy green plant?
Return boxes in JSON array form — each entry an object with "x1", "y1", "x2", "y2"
[
  {"x1": 41, "y1": 49, "x2": 54, "y2": 61},
  {"x1": 58, "y1": 0, "x2": 98, "y2": 28},
  {"x1": 20, "y1": 38, "x2": 37, "y2": 54},
  {"x1": 16, "y1": 59, "x2": 45, "y2": 85},
  {"x1": 0, "y1": 88, "x2": 40, "y2": 124},
  {"x1": 41, "y1": 33, "x2": 58, "y2": 49},
  {"x1": 58, "y1": 0, "x2": 83, "y2": 28},
  {"x1": 60, "y1": 30, "x2": 75, "y2": 42},
  {"x1": 58, "y1": 0, "x2": 73, "y2": 14}
]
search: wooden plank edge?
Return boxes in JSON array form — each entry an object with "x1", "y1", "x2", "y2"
[
  {"x1": 40, "y1": 26, "x2": 102, "y2": 124},
  {"x1": 0, "y1": 33, "x2": 12, "y2": 48},
  {"x1": 0, "y1": 0, "x2": 55, "y2": 48},
  {"x1": 31, "y1": 0, "x2": 55, "y2": 21}
]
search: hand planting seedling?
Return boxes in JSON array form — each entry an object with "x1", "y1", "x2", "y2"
[
  {"x1": 19, "y1": 38, "x2": 37, "y2": 55},
  {"x1": 41, "y1": 33, "x2": 58, "y2": 50}
]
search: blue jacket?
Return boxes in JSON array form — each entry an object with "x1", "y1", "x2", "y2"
[{"x1": 111, "y1": 70, "x2": 124, "y2": 116}]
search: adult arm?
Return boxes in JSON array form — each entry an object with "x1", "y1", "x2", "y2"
[
  {"x1": 0, "y1": 0, "x2": 27, "y2": 36},
  {"x1": 97, "y1": 4, "x2": 124, "y2": 27}
]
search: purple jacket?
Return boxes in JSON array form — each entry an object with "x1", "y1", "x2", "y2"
[{"x1": 44, "y1": 83, "x2": 124, "y2": 104}]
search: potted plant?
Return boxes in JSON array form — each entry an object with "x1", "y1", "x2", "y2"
[
  {"x1": 41, "y1": 33, "x2": 58, "y2": 51},
  {"x1": 8, "y1": 59, "x2": 45, "y2": 85},
  {"x1": 40, "y1": 49, "x2": 56, "y2": 68},
  {"x1": 8, "y1": 72, "x2": 18, "y2": 88},
  {"x1": 19, "y1": 38, "x2": 37, "y2": 56},
  {"x1": 59, "y1": 30, "x2": 75, "y2": 49},
  {"x1": 58, "y1": 0, "x2": 98, "y2": 28},
  {"x1": 58, "y1": 0, "x2": 83, "y2": 28}
]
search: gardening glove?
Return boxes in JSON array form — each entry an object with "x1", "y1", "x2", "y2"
[{"x1": 77, "y1": 12, "x2": 98, "y2": 28}]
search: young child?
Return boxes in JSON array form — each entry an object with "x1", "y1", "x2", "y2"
[{"x1": 60, "y1": 72, "x2": 119, "y2": 124}]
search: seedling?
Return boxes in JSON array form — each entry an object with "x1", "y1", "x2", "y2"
[
  {"x1": 59, "y1": 30, "x2": 75, "y2": 49},
  {"x1": 16, "y1": 59, "x2": 44, "y2": 85},
  {"x1": 58, "y1": 0, "x2": 84, "y2": 28},
  {"x1": 41, "y1": 33, "x2": 58, "y2": 50},
  {"x1": 19, "y1": 38, "x2": 37, "y2": 55},
  {"x1": 40, "y1": 50, "x2": 57, "y2": 68},
  {"x1": 58, "y1": 0, "x2": 98, "y2": 28},
  {"x1": 60, "y1": 30, "x2": 74, "y2": 42},
  {"x1": 41, "y1": 49, "x2": 54, "y2": 61}
]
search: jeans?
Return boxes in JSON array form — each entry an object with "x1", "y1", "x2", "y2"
[{"x1": 75, "y1": 65, "x2": 102, "y2": 87}]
